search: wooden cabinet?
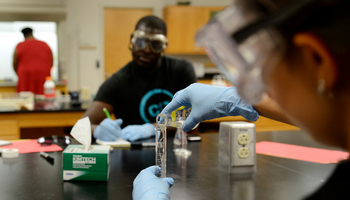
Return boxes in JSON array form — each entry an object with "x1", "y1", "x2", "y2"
[
  {"x1": 163, "y1": 6, "x2": 225, "y2": 55},
  {"x1": 104, "y1": 8, "x2": 153, "y2": 78}
]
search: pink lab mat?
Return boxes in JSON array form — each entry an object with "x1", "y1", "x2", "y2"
[
  {"x1": 0, "y1": 139, "x2": 62, "y2": 154},
  {"x1": 256, "y1": 141, "x2": 349, "y2": 164}
]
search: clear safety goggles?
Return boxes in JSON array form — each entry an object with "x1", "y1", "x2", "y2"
[
  {"x1": 130, "y1": 30, "x2": 168, "y2": 53},
  {"x1": 196, "y1": 0, "x2": 313, "y2": 104}
]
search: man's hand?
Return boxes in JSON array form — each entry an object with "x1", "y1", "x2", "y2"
[
  {"x1": 93, "y1": 118, "x2": 123, "y2": 141},
  {"x1": 122, "y1": 123, "x2": 155, "y2": 141}
]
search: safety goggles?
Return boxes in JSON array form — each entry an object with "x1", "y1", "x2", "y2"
[
  {"x1": 37, "y1": 135, "x2": 71, "y2": 146},
  {"x1": 130, "y1": 30, "x2": 168, "y2": 53},
  {"x1": 196, "y1": 0, "x2": 315, "y2": 104}
]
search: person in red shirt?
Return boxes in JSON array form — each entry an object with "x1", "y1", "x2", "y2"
[{"x1": 13, "y1": 27, "x2": 53, "y2": 94}]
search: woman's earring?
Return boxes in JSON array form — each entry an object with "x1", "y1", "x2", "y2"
[
  {"x1": 317, "y1": 79, "x2": 325, "y2": 96},
  {"x1": 317, "y1": 79, "x2": 334, "y2": 98}
]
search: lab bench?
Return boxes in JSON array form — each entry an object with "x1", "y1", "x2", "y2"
[
  {"x1": 0, "y1": 82, "x2": 68, "y2": 94},
  {"x1": 0, "y1": 101, "x2": 298, "y2": 140},
  {"x1": 0, "y1": 102, "x2": 86, "y2": 140},
  {"x1": 0, "y1": 130, "x2": 337, "y2": 199}
]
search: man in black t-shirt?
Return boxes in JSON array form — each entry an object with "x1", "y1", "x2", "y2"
[{"x1": 82, "y1": 15, "x2": 197, "y2": 141}]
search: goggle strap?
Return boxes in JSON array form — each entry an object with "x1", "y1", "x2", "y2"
[{"x1": 232, "y1": 0, "x2": 316, "y2": 43}]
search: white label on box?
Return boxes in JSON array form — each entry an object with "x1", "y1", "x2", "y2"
[
  {"x1": 63, "y1": 170, "x2": 86, "y2": 180},
  {"x1": 73, "y1": 155, "x2": 96, "y2": 164}
]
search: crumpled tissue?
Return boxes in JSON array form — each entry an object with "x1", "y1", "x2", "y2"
[{"x1": 68, "y1": 117, "x2": 93, "y2": 152}]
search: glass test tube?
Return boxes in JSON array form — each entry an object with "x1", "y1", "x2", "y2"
[
  {"x1": 155, "y1": 107, "x2": 196, "y2": 177},
  {"x1": 173, "y1": 127, "x2": 188, "y2": 147},
  {"x1": 156, "y1": 113, "x2": 184, "y2": 128},
  {"x1": 180, "y1": 128, "x2": 187, "y2": 149},
  {"x1": 155, "y1": 126, "x2": 167, "y2": 178},
  {"x1": 155, "y1": 109, "x2": 183, "y2": 179}
]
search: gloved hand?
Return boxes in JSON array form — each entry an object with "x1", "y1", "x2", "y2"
[
  {"x1": 133, "y1": 166, "x2": 174, "y2": 200},
  {"x1": 121, "y1": 123, "x2": 155, "y2": 141},
  {"x1": 161, "y1": 83, "x2": 259, "y2": 132},
  {"x1": 93, "y1": 118, "x2": 123, "y2": 141}
]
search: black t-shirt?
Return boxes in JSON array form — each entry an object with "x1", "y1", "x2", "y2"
[
  {"x1": 304, "y1": 159, "x2": 350, "y2": 200},
  {"x1": 94, "y1": 56, "x2": 197, "y2": 128}
]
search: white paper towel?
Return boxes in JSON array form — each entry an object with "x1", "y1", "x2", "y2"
[{"x1": 69, "y1": 117, "x2": 93, "y2": 152}]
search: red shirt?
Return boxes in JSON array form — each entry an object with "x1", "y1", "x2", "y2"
[{"x1": 15, "y1": 39, "x2": 53, "y2": 94}]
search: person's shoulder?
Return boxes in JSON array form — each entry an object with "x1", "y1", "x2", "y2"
[
  {"x1": 16, "y1": 41, "x2": 25, "y2": 48},
  {"x1": 108, "y1": 61, "x2": 133, "y2": 79},
  {"x1": 31, "y1": 39, "x2": 48, "y2": 46},
  {"x1": 31, "y1": 39, "x2": 45, "y2": 44},
  {"x1": 304, "y1": 160, "x2": 350, "y2": 200},
  {"x1": 29, "y1": 40, "x2": 49, "y2": 48},
  {"x1": 163, "y1": 55, "x2": 190, "y2": 63},
  {"x1": 162, "y1": 55, "x2": 193, "y2": 68},
  {"x1": 97, "y1": 61, "x2": 133, "y2": 94}
]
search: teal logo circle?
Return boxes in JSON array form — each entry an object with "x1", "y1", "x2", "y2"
[{"x1": 139, "y1": 89, "x2": 173, "y2": 123}]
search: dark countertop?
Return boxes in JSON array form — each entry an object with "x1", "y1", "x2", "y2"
[
  {"x1": 0, "y1": 130, "x2": 339, "y2": 200},
  {"x1": 0, "y1": 101, "x2": 89, "y2": 114}
]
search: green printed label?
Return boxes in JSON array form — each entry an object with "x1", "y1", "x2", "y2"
[{"x1": 62, "y1": 145, "x2": 110, "y2": 181}]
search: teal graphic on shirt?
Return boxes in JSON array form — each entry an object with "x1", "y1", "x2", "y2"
[{"x1": 139, "y1": 89, "x2": 173, "y2": 123}]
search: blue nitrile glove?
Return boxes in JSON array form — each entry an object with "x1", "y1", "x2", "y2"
[
  {"x1": 121, "y1": 123, "x2": 155, "y2": 142},
  {"x1": 161, "y1": 83, "x2": 259, "y2": 132},
  {"x1": 133, "y1": 166, "x2": 174, "y2": 200},
  {"x1": 93, "y1": 118, "x2": 123, "y2": 141}
]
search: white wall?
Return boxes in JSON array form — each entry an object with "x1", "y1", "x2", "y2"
[
  {"x1": 0, "y1": 0, "x2": 65, "y2": 14},
  {"x1": 65, "y1": 0, "x2": 166, "y2": 94},
  {"x1": 0, "y1": 0, "x2": 66, "y2": 84},
  {"x1": 66, "y1": 0, "x2": 101, "y2": 93},
  {"x1": 0, "y1": 0, "x2": 231, "y2": 95},
  {"x1": 0, "y1": 21, "x2": 59, "y2": 81},
  {"x1": 67, "y1": 0, "x2": 231, "y2": 95}
]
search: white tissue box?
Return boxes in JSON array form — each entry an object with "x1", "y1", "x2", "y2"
[{"x1": 63, "y1": 145, "x2": 110, "y2": 181}]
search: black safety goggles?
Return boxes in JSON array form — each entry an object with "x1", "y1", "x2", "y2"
[{"x1": 37, "y1": 135, "x2": 71, "y2": 146}]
